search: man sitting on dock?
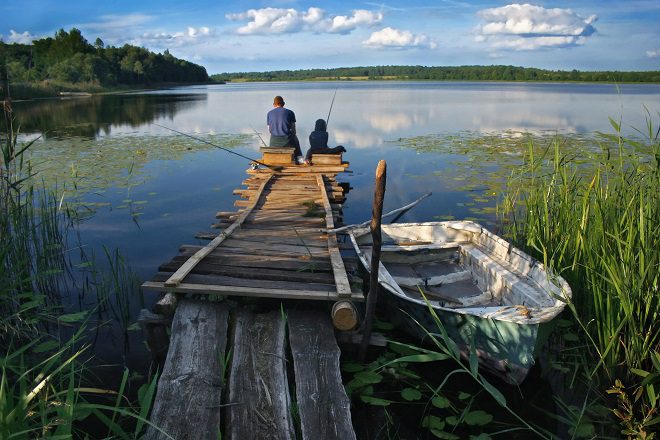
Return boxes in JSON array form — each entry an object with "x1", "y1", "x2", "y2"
[
  {"x1": 304, "y1": 118, "x2": 346, "y2": 165},
  {"x1": 267, "y1": 95, "x2": 304, "y2": 164}
]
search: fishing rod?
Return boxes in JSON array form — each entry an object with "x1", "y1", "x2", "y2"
[
  {"x1": 154, "y1": 123, "x2": 277, "y2": 170},
  {"x1": 249, "y1": 123, "x2": 268, "y2": 148},
  {"x1": 326, "y1": 89, "x2": 338, "y2": 128}
]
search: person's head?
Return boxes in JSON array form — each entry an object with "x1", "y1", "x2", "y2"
[
  {"x1": 314, "y1": 119, "x2": 327, "y2": 131},
  {"x1": 273, "y1": 96, "x2": 285, "y2": 107}
]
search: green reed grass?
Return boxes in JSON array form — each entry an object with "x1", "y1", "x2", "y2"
[
  {"x1": 498, "y1": 115, "x2": 659, "y2": 434},
  {"x1": 2, "y1": 72, "x2": 160, "y2": 437}
]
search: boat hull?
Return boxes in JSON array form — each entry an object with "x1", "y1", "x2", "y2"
[
  {"x1": 381, "y1": 290, "x2": 540, "y2": 384},
  {"x1": 349, "y1": 221, "x2": 570, "y2": 385}
]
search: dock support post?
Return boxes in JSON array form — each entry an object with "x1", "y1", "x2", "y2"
[
  {"x1": 360, "y1": 160, "x2": 386, "y2": 362},
  {"x1": 138, "y1": 309, "x2": 170, "y2": 366}
]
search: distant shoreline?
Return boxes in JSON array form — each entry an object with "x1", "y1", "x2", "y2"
[
  {"x1": 216, "y1": 77, "x2": 660, "y2": 85},
  {"x1": 211, "y1": 65, "x2": 660, "y2": 85}
]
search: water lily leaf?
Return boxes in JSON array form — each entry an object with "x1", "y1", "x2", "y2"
[
  {"x1": 354, "y1": 371, "x2": 383, "y2": 385},
  {"x1": 401, "y1": 387, "x2": 422, "y2": 401},
  {"x1": 570, "y1": 421, "x2": 595, "y2": 438},
  {"x1": 431, "y1": 432, "x2": 459, "y2": 440},
  {"x1": 432, "y1": 395, "x2": 451, "y2": 409},
  {"x1": 58, "y1": 311, "x2": 89, "y2": 323},
  {"x1": 422, "y1": 415, "x2": 445, "y2": 430},
  {"x1": 458, "y1": 392, "x2": 471, "y2": 400},
  {"x1": 464, "y1": 410, "x2": 493, "y2": 426},
  {"x1": 360, "y1": 395, "x2": 392, "y2": 406}
]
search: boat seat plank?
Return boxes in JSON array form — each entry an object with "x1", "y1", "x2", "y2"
[
  {"x1": 288, "y1": 309, "x2": 356, "y2": 440},
  {"x1": 144, "y1": 300, "x2": 229, "y2": 440}
]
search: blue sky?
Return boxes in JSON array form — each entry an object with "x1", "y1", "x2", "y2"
[{"x1": 1, "y1": 1, "x2": 659, "y2": 74}]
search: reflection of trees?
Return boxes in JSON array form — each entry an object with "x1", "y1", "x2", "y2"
[{"x1": 12, "y1": 93, "x2": 207, "y2": 139}]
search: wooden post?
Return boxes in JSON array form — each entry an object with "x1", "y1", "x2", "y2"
[{"x1": 359, "y1": 160, "x2": 386, "y2": 362}]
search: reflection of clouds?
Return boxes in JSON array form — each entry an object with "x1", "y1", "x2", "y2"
[
  {"x1": 366, "y1": 112, "x2": 413, "y2": 132},
  {"x1": 333, "y1": 127, "x2": 384, "y2": 149},
  {"x1": 472, "y1": 114, "x2": 578, "y2": 134}
]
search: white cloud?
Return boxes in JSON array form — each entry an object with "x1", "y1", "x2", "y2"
[
  {"x1": 131, "y1": 26, "x2": 215, "y2": 48},
  {"x1": 476, "y1": 3, "x2": 597, "y2": 51},
  {"x1": 364, "y1": 27, "x2": 436, "y2": 49},
  {"x1": 80, "y1": 14, "x2": 154, "y2": 31},
  {"x1": 3, "y1": 30, "x2": 36, "y2": 44},
  {"x1": 226, "y1": 7, "x2": 383, "y2": 35},
  {"x1": 647, "y1": 49, "x2": 660, "y2": 58}
]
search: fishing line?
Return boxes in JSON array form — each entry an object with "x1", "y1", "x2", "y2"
[{"x1": 154, "y1": 123, "x2": 277, "y2": 170}]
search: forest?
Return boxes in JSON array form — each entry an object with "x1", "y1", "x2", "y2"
[
  {"x1": 0, "y1": 28, "x2": 209, "y2": 92},
  {"x1": 212, "y1": 65, "x2": 660, "y2": 83}
]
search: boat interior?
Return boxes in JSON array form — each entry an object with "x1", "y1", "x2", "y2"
[{"x1": 360, "y1": 227, "x2": 559, "y2": 310}]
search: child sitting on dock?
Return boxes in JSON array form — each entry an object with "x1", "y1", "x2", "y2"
[{"x1": 304, "y1": 119, "x2": 346, "y2": 165}]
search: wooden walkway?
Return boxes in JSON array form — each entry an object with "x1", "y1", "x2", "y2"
[
  {"x1": 141, "y1": 154, "x2": 362, "y2": 439},
  {"x1": 142, "y1": 163, "x2": 363, "y2": 302}
]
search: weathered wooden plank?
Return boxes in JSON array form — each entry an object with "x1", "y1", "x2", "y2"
[
  {"x1": 142, "y1": 281, "x2": 364, "y2": 302},
  {"x1": 153, "y1": 272, "x2": 337, "y2": 292},
  {"x1": 317, "y1": 174, "x2": 353, "y2": 298},
  {"x1": 158, "y1": 260, "x2": 336, "y2": 284},
  {"x1": 247, "y1": 166, "x2": 347, "y2": 175},
  {"x1": 223, "y1": 232, "x2": 328, "y2": 248},
  {"x1": 219, "y1": 238, "x2": 329, "y2": 256},
  {"x1": 178, "y1": 244, "x2": 331, "y2": 260},
  {"x1": 144, "y1": 300, "x2": 229, "y2": 440},
  {"x1": 165, "y1": 174, "x2": 274, "y2": 287},
  {"x1": 288, "y1": 309, "x2": 356, "y2": 440},
  {"x1": 225, "y1": 309, "x2": 296, "y2": 440},
  {"x1": 169, "y1": 252, "x2": 333, "y2": 271},
  {"x1": 311, "y1": 153, "x2": 343, "y2": 165}
]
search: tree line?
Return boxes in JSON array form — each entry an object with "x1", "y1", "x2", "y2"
[
  {"x1": 212, "y1": 65, "x2": 660, "y2": 83},
  {"x1": 1, "y1": 28, "x2": 209, "y2": 88}
]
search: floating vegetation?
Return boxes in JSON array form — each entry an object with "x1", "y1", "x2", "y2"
[
  {"x1": 394, "y1": 130, "x2": 629, "y2": 223},
  {"x1": 21, "y1": 133, "x2": 253, "y2": 213}
]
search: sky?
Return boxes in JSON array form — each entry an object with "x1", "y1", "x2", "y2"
[{"x1": 1, "y1": 1, "x2": 659, "y2": 74}]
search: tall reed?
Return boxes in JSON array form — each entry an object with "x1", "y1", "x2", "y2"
[
  {"x1": 2, "y1": 60, "x2": 160, "y2": 437},
  {"x1": 498, "y1": 116, "x2": 659, "y2": 432}
]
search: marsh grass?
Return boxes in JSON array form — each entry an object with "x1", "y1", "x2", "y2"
[
  {"x1": 2, "y1": 76, "x2": 159, "y2": 437},
  {"x1": 498, "y1": 114, "x2": 659, "y2": 435}
]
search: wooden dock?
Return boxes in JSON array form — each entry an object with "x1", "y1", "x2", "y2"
[{"x1": 141, "y1": 150, "x2": 363, "y2": 439}]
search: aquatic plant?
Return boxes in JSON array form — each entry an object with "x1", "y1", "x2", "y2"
[
  {"x1": 1, "y1": 70, "x2": 160, "y2": 437},
  {"x1": 498, "y1": 113, "x2": 660, "y2": 436}
]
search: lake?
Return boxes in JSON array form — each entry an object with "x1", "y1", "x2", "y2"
[{"x1": 11, "y1": 80, "x2": 660, "y2": 429}]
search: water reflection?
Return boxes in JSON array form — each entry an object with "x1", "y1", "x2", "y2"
[{"x1": 12, "y1": 93, "x2": 208, "y2": 139}]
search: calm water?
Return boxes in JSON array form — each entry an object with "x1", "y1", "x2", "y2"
[{"x1": 12, "y1": 81, "x2": 660, "y2": 421}]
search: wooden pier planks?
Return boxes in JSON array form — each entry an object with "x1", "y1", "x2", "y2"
[
  {"x1": 225, "y1": 309, "x2": 296, "y2": 439},
  {"x1": 144, "y1": 300, "x2": 229, "y2": 440},
  {"x1": 288, "y1": 309, "x2": 356, "y2": 440},
  {"x1": 164, "y1": 174, "x2": 273, "y2": 287},
  {"x1": 145, "y1": 166, "x2": 361, "y2": 301},
  {"x1": 317, "y1": 174, "x2": 352, "y2": 298}
]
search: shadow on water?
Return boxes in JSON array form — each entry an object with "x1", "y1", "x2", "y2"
[{"x1": 12, "y1": 92, "x2": 207, "y2": 139}]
